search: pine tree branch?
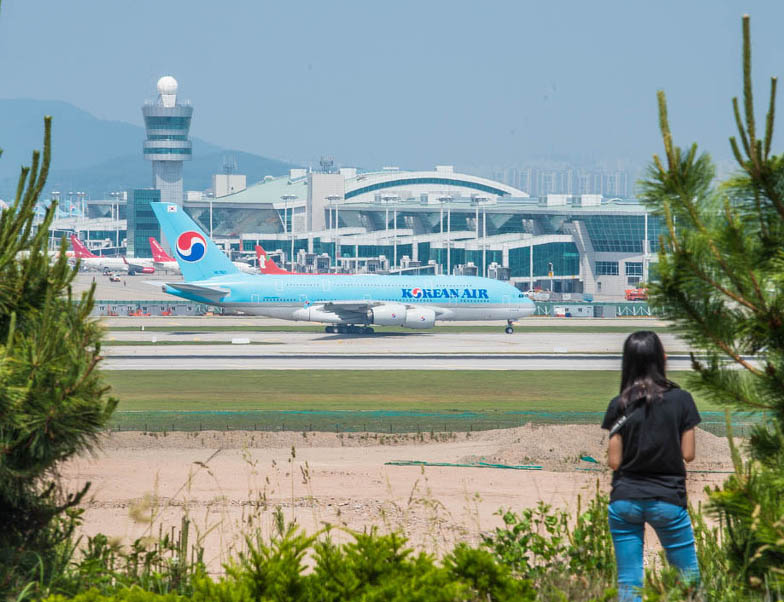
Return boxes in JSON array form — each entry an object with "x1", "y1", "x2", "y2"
[
  {"x1": 733, "y1": 98, "x2": 753, "y2": 160},
  {"x1": 729, "y1": 137, "x2": 746, "y2": 166},
  {"x1": 742, "y1": 15, "x2": 759, "y2": 171},
  {"x1": 657, "y1": 91, "x2": 676, "y2": 170},
  {"x1": 657, "y1": 95, "x2": 758, "y2": 304},
  {"x1": 31, "y1": 117, "x2": 51, "y2": 201},
  {"x1": 691, "y1": 357, "x2": 771, "y2": 409},
  {"x1": 764, "y1": 77, "x2": 777, "y2": 160},
  {"x1": 687, "y1": 315, "x2": 763, "y2": 376}
]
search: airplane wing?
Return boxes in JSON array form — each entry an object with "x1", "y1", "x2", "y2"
[
  {"x1": 321, "y1": 300, "x2": 386, "y2": 313},
  {"x1": 146, "y1": 281, "x2": 230, "y2": 302},
  {"x1": 317, "y1": 299, "x2": 450, "y2": 318}
]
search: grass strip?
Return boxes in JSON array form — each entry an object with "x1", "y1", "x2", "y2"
[{"x1": 103, "y1": 369, "x2": 720, "y2": 413}]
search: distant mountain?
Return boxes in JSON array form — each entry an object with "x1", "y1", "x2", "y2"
[{"x1": 0, "y1": 99, "x2": 296, "y2": 200}]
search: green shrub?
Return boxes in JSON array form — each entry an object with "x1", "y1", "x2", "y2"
[
  {"x1": 482, "y1": 486, "x2": 615, "y2": 599},
  {"x1": 49, "y1": 517, "x2": 204, "y2": 598},
  {"x1": 41, "y1": 525, "x2": 535, "y2": 602}
]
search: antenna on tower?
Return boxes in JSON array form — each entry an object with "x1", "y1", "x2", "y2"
[
  {"x1": 222, "y1": 154, "x2": 238, "y2": 176},
  {"x1": 319, "y1": 156, "x2": 335, "y2": 174}
]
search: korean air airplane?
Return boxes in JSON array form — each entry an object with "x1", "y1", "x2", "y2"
[{"x1": 150, "y1": 202, "x2": 536, "y2": 334}]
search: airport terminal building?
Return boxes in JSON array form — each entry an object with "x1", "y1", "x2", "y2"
[
  {"x1": 47, "y1": 76, "x2": 659, "y2": 301},
  {"x1": 54, "y1": 164, "x2": 658, "y2": 301},
  {"x1": 181, "y1": 165, "x2": 658, "y2": 299}
]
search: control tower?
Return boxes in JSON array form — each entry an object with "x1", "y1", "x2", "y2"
[{"x1": 142, "y1": 76, "x2": 192, "y2": 206}]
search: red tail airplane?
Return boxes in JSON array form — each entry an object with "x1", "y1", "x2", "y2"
[
  {"x1": 149, "y1": 237, "x2": 176, "y2": 263},
  {"x1": 69, "y1": 234, "x2": 155, "y2": 274},
  {"x1": 255, "y1": 245, "x2": 296, "y2": 274}
]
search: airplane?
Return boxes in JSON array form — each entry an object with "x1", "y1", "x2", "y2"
[
  {"x1": 70, "y1": 235, "x2": 154, "y2": 274},
  {"x1": 232, "y1": 259, "x2": 259, "y2": 275},
  {"x1": 122, "y1": 256, "x2": 155, "y2": 275},
  {"x1": 255, "y1": 244, "x2": 349, "y2": 276},
  {"x1": 150, "y1": 202, "x2": 536, "y2": 334},
  {"x1": 150, "y1": 237, "x2": 180, "y2": 273},
  {"x1": 256, "y1": 244, "x2": 296, "y2": 275},
  {"x1": 151, "y1": 236, "x2": 258, "y2": 275}
]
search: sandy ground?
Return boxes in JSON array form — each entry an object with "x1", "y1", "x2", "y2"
[{"x1": 62, "y1": 425, "x2": 734, "y2": 571}]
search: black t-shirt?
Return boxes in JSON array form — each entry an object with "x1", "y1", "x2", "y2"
[{"x1": 601, "y1": 388, "x2": 701, "y2": 507}]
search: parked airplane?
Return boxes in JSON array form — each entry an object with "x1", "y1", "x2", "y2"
[
  {"x1": 151, "y1": 236, "x2": 258, "y2": 274},
  {"x1": 150, "y1": 202, "x2": 536, "y2": 333},
  {"x1": 70, "y1": 235, "x2": 154, "y2": 274},
  {"x1": 256, "y1": 245, "x2": 296, "y2": 275},
  {"x1": 150, "y1": 237, "x2": 180, "y2": 273},
  {"x1": 232, "y1": 259, "x2": 259, "y2": 274},
  {"x1": 122, "y1": 256, "x2": 155, "y2": 275},
  {"x1": 70, "y1": 235, "x2": 128, "y2": 272}
]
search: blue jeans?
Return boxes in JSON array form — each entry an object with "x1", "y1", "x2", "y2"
[{"x1": 608, "y1": 499, "x2": 700, "y2": 602}]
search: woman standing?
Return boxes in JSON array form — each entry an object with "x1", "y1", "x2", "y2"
[{"x1": 602, "y1": 331, "x2": 701, "y2": 601}]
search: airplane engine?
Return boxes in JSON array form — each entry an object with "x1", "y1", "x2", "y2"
[
  {"x1": 370, "y1": 304, "x2": 407, "y2": 326},
  {"x1": 404, "y1": 307, "x2": 436, "y2": 329}
]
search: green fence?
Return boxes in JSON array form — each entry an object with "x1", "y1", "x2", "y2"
[
  {"x1": 108, "y1": 409, "x2": 761, "y2": 438},
  {"x1": 533, "y1": 301, "x2": 653, "y2": 317}
]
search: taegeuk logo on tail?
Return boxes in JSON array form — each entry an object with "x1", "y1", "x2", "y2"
[{"x1": 176, "y1": 231, "x2": 207, "y2": 262}]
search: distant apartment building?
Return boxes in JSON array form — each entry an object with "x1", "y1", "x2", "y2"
[{"x1": 494, "y1": 166, "x2": 634, "y2": 197}]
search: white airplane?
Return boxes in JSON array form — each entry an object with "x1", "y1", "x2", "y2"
[
  {"x1": 70, "y1": 235, "x2": 154, "y2": 274},
  {"x1": 150, "y1": 236, "x2": 257, "y2": 274},
  {"x1": 150, "y1": 202, "x2": 536, "y2": 334},
  {"x1": 150, "y1": 237, "x2": 180, "y2": 273}
]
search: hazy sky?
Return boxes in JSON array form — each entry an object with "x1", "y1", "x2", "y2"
[{"x1": 2, "y1": 0, "x2": 783, "y2": 171}]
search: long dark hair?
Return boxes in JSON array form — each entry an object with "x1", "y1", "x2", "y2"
[{"x1": 619, "y1": 331, "x2": 678, "y2": 408}]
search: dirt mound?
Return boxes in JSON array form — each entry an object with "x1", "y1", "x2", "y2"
[
  {"x1": 469, "y1": 424, "x2": 734, "y2": 472},
  {"x1": 100, "y1": 424, "x2": 734, "y2": 473}
]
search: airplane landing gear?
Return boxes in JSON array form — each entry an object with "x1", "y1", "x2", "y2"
[
  {"x1": 505, "y1": 320, "x2": 514, "y2": 335},
  {"x1": 328, "y1": 325, "x2": 374, "y2": 335}
]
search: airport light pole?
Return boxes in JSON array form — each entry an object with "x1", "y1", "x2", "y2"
[
  {"x1": 473, "y1": 196, "x2": 488, "y2": 239},
  {"x1": 325, "y1": 195, "x2": 343, "y2": 269},
  {"x1": 483, "y1": 204, "x2": 487, "y2": 278},
  {"x1": 438, "y1": 196, "x2": 452, "y2": 275},
  {"x1": 447, "y1": 207, "x2": 451, "y2": 275},
  {"x1": 280, "y1": 194, "x2": 297, "y2": 269},
  {"x1": 78, "y1": 192, "x2": 86, "y2": 225},
  {"x1": 548, "y1": 261, "x2": 554, "y2": 295},
  {"x1": 209, "y1": 194, "x2": 214, "y2": 238},
  {"x1": 110, "y1": 191, "x2": 122, "y2": 248},
  {"x1": 381, "y1": 195, "x2": 399, "y2": 270}
]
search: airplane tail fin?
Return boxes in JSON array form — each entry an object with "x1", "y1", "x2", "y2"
[
  {"x1": 149, "y1": 237, "x2": 175, "y2": 262},
  {"x1": 150, "y1": 203, "x2": 239, "y2": 281},
  {"x1": 69, "y1": 235, "x2": 97, "y2": 258},
  {"x1": 256, "y1": 244, "x2": 293, "y2": 274}
]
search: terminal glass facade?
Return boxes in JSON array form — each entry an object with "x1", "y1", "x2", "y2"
[
  {"x1": 595, "y1": 261, "x2": 619, "y2": 275},
  {"x1": 582, "y1": 214, "x2": 662, "y2": 253},
  {"x1": 345, "y1": 177, "x2": 509, "y2": 200},
  {"x1": 625, "y1": 262, "x2": 643, "y2": 276},
  {"x1": 127, "y1": 188, "x2": 161, "y2": 258}
]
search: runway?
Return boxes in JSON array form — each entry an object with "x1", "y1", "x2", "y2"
[
  {"x1": 99, "y1": 330, "x2": 699, "y2": 370},
  {"x1": 103, "y1": 350, "x2": 638, "y2": 370},
  {"x1": 105, "y1": 330, "x2": 688, "y2": 353}
]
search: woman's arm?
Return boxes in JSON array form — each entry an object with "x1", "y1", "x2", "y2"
[
  {"x1": 681, "y1": 428, "x2": 696, "y2": 462},
  {"x1": 608, "y1": 434, "x2": 622, "y2": 470}
]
